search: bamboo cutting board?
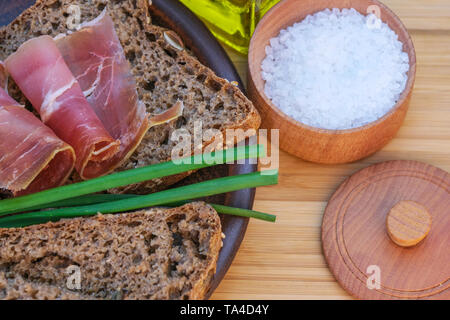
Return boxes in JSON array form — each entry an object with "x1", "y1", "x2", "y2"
[{"x1": 212, "y1": 0, "x2": 450, "y2": 300}]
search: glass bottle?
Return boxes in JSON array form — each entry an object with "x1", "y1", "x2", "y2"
[{"x1": 179, "y1": 0, "x2": 280, "y2": 54}]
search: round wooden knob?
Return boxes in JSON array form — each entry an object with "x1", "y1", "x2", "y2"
[{"x1": 386, "y1": 201, "x2": 432, "y2": 247}]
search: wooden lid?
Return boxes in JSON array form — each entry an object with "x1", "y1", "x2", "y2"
[{"x1": 322, "y1": 161, "x2": 449, "y2": 299}]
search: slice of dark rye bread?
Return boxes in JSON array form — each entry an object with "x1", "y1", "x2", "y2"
[
  {"x1": 0, "y1": 202, "x2": 222, "y2": 300},
  {"x1": 0, "y1": 0, "x2": 261, "y2": 194}
]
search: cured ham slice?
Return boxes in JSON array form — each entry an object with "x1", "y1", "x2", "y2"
[
  {"x1": 0, "y1": 71, "x2": 75, "y2": 196},
  {"x1": 55, "y1": 9, "x2": 150, "y2": 175},
  {"x1": 149, "y1": 100, "x2": 184, "y2": 128},
  {"x1": 5, "y1": 36, "x2": 120, "y2": 180}
]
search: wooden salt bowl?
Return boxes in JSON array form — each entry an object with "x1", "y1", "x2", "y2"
[{"x1": 248, "y1": 0, "x2": 416, "y2": 164}]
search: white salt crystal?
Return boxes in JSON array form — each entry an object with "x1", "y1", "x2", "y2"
[{"x1": 261, "y1": 8, "x2": 410, "y2": 130}]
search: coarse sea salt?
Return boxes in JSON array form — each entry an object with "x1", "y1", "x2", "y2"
[{"x1": 261, "y1": 8, "x2": 410, "y2": 130}]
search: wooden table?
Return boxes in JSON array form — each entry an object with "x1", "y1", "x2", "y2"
[{"x1": 211, "y1": 0, "x2": 450, "y2": 300}]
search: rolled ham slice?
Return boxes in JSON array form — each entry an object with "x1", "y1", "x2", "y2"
[
  {"x1": 0, "y1": 82, "x2": 75, "y2": 196},
  {"x1": 5, "y1": 36, "x2": 120, "y2": 180},
  {"x1": 55, "y1": 9, "x2": 150, "y2": 176}
]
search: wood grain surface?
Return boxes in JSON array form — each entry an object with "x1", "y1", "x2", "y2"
[
  {"x1": 386, "y1": 200, "x2": 432, "y2": 247},
  {"x1": 211, "y1": 0, "x2": 450, "y2": 300}
]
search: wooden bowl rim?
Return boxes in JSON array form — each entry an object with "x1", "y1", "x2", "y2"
[{"x1": 249, "y1": 0, "x2": 417, "y2": 135}]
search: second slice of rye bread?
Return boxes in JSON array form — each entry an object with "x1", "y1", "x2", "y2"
[
  {"x1": 0, "y1": 202, "x2": 222, "y2": 300},
  {"x1": 0, "y1": 0, "x2": 261, "y2": 193}
]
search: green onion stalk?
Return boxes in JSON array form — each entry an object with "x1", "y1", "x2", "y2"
[
  {"x1": 0, "y1": 170, "x2": 278, "y2": 228},
  {"x1": 0, "y1": 144, "x2": 264, "y2": 216}
]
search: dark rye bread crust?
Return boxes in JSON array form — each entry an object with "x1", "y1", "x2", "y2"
[
  {"x1": 0, "y1": 202, "x2": 222, "y2": 300},
  {"x1": 0, "y1": 0, "x2": 261, "y2": 194}
]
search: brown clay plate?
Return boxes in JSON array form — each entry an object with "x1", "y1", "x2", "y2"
[
  {"x1": 0, "y1": 0, "x2": 256, "y2": 299},
  {"x1": 322, "y1": 160, "x2": 449, "y2": 299}
]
